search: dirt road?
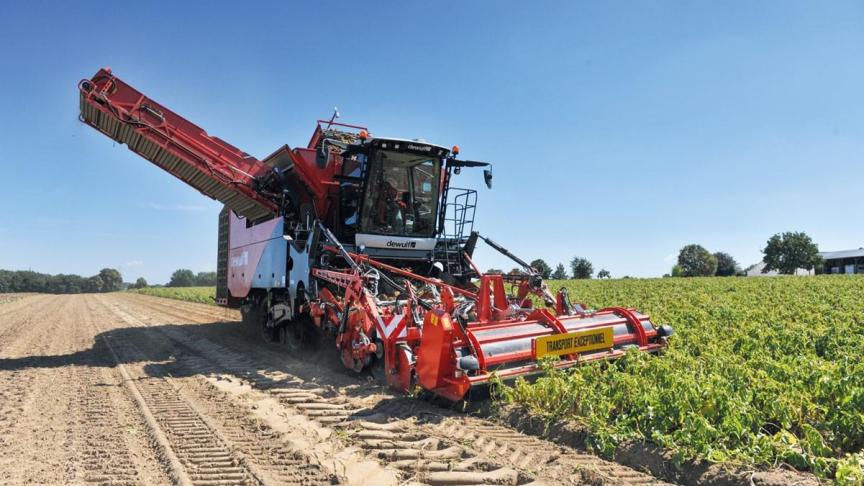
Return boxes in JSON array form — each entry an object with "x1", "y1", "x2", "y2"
[{"x1": 0, "y1": 294, "x2": 672, "y2": 485}]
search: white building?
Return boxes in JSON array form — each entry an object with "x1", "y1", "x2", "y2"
[
  {"x1": 746, "y1": 248, "x2": 864, "y2": 276},
  {"x1": 819, "y1": 248, "x2": 864, "y2": 274},
  {"x1": 744, "y1": 261, "x2": 813, "y2": 277}
]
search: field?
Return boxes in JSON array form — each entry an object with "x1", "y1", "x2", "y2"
[
  {"x1": 0, "y1": 293, "x2": 29, "y2": 305},
  {"x1": 498, "y1": 276, "x2": 864, "y2": 484},
  {"x1": 8, "y1": 276, "x2": 864, "y2": 485},
  {"x1": 127, "y1": 286, "x2": 216, "y2": 304},
  {"x1": 0, "y1": 293, "x2": 671, "y2": 485}
]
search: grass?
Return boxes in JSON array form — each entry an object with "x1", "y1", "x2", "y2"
[
  {"x1": 496, "y1": 276, "x2": 864, "y2": 484},
  {"x1": 127, "y1": 286, "x2": 216, "y2": 305}
]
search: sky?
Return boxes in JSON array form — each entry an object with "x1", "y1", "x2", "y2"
[{"x1": 1, "y1": 1, "x2": 863, "y2": 283}]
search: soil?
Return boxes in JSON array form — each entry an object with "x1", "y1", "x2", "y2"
[
  {"x1": 496, "y1": 406, "x2": 820, "y2": 486},
  {"x1": 0, "y1": 293, "x2": 711, "y2": 485}
]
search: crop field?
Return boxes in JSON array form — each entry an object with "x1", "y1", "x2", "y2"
[
  {"x1": 127, "y1": 286, "x2": 216, "y2": 304},
  {"x1": 0, "y1": 293, "x2": 680, "y2": 485},
  {"x1": 498, "y1": 276, "x2": 864, "y2": 484}
]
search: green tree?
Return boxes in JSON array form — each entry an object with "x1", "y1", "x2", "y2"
[
  {"x1": 671, "y1": 264, "x2": 683, "y2": 277},
  {"x1": 762, "y1": 231, "x2": 822, "y2": 274},
  {"x1": 485, "y1": 268, "x2": 503, "y2": 275},
  {"x1": 677, "y1": 244, "x2": 717, "y2": 277},
  {"x1": 714, "y1": 252, "x2": 739, "y2": 277},
  {"x1": 194, "y1": 271, "x2": 217, "y2": 286},
  {"x1": 551, "y1": 263, "x2": 568, "y2": 280},
  {"x1": 98, "y1": 268, "x2": 123, "y2": 292},
  {"x1": 570, "y1": 257, "x2": 593, "y2": 279},
  {"x1": 85, "y1": 275, "x2": 104, "y2": 293},
  {"x1": 529, "y1": 259, "x2": 552, "y2": 279},
  {"x1": 134, "y1": 277, "x2": 148, "y2": 289},
  {"x1": 168, "y1": 269, "x2": 196, "y2": 287},
  {"x1": 508, "y1": 267, "x2": 525, "y2": 275},
  {"x1": 597, "y1": 269, "x2": 611, "y2": 279}
]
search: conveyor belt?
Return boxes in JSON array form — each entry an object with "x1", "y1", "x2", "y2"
[{"x1": 79, "y1": 68, "x2": 278, "y2": 222}]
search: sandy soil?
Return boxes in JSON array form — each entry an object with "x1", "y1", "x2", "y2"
[{"x1": 0, "y1": 293, "x2": 673, "y2": 485}]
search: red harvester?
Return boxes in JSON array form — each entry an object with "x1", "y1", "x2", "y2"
[{"x1": 79, "y1": 68, "x2": 672, "y2": 401}]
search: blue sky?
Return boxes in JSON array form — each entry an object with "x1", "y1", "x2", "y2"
[{"x1": 1, "y1": 1, "x2": 862, "y2": 283}]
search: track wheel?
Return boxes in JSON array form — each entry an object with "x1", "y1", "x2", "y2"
[
  {"x1": 261, "y1": 323, "x2": 279, "y2": 343},
  {"x1": 280, "y1": 322, "x2": 305, "y2": 352}
]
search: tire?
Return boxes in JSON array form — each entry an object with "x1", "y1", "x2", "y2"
[
  {"x1": 281, "y1": 322, "x2": 304, "y2": 352},
  {"x1": 241, "y1": 301, "x2": 264, "y2": 337},
  {"x1": 279, "y1": 316, "x2": 320, "y2": 352}
]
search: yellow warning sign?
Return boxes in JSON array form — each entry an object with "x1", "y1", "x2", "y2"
[{"x1": 534, "y1": 328, "x2": 614, "y2": 358}]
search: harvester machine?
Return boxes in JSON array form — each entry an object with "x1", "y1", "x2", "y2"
[{"x1": 79, "y1": 68, "x2": 672, "y2": 401}]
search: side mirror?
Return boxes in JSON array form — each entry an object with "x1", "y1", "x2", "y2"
[{"x1": 483, "y1": 169, "x2": 493, "y2": 189}]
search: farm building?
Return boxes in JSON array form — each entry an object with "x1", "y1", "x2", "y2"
[
  {"x1": 819, "y1": 248, "x2": 864, "y2": 274},
  {"x1": 747, "y1": 248, "x2": 864, "y2": 276},
  {"x1": 744, "y1": 262, "x2": 813, "y2": 277}
]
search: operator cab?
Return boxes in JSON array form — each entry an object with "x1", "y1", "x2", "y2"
[{"x1": 337, "y1": 138, "x2": 449, "y2": 259}]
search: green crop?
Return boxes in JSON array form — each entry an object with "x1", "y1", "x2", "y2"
[
  {"x1": 497, "y1": 276, "x2": 864, "y2": 483},
  {"x1": 127, "y1": 286, "x2": 216, "y2": 305}
]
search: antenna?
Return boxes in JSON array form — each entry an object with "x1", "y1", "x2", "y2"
[{"x1": 326, "y1": 107, "x2": 340, "y2": 128}]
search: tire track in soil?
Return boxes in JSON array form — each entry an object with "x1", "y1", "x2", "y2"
[
  {"x1": 0, "y1": 295, "x2": 174, "y2": 484},
  {"x1": 0, "y1": 296, "x2": 81, "y2": 483},
  {"x1": 108, "y1": 296, "x2": 524, "y2": 485},
  {"x1": 89, "y1": 295, "x2": 334, "y2": 486},
  {"x1": 73, "y1": 295, "x2": 175, "y2": 485},
  {"x1": 115, "y1": 293, "x2": 673, "y2": 486},
  {"x1": 0, "y1": 295, "x2": 53, "y2": 353}
]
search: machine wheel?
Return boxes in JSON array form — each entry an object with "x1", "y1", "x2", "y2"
[
  {"x1": 261, "y1": 323, "x2": 279, "y2": 343},
  {"x1": 279, "y1": 316, "x2": 319, "y2": 352},
  {"x1": 280, "y1": 322, "x2": 304, "y2": 351},
  {"x1": 241, "y1": 300, "x2": 266, "y2": 337},
  {"x1": 366, "y1": 356, "x2": 386, "y2": 383}
]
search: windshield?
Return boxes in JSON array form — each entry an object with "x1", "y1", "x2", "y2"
[{"x1": 360, "y1": 149, "x2": 441, "y2": 237}]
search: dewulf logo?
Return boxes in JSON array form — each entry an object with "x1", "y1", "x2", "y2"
[
  {"x1": 230, "y1": 251, "x2": 249, "y2": 268},
  {"x1": 406, "y1": 144, "x2": 431, "y2": 152},
  {"x1": 386, "y1": 240, "x2": 417, "y2": 249}
]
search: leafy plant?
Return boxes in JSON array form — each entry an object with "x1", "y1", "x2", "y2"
[
  {"x1": 497, "y1": 276, "x2": 864, "y2": 482},
  {"x1": 128, "y1": 286, "x2": 216, "y2": 304}
]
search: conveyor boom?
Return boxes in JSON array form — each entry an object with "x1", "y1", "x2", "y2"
[{"x1": 79, "y1": 68, "x2": 278, "y2": 221}]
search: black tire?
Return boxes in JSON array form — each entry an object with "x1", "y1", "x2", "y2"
[
  {"x1": 241, "y1": 301, "x2": 265, "y2": 338},
  {"x1": 279, "y1": 316, "x2": 320, "y2": 352},
  {"x1": 281, "y1": 322, "x2": 304, "y2": 352}
]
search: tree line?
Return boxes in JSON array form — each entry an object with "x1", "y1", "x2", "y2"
[
  {"x1": 669, "y1": 231, "x2": 822, "y2": 277},
  {"x1": 485, "y1": 231, "x2": 823, "y2": 280},
  {"x1": 487, "y1": 257, "x2": 611, "y2": 280},
  {"x1": 0, "y1": 268, "x2": 123, "y2": 294},
  {"x1": 166, "y1": 269, "x2": 217, "y2": 287},
  {"x1": 128, "y1": 269, "x2": 217, "y2": 289}
]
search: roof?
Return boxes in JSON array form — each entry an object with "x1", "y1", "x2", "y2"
[{"x1": 819, "y1": 248, "x2": 864, "y2": 260}]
